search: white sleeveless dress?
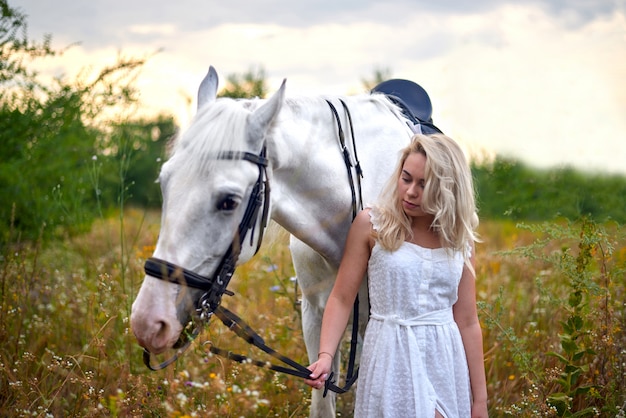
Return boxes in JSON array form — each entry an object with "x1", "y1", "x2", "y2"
[{"x1": 354, "y1": 210, "x2": 472, "y2": 418}]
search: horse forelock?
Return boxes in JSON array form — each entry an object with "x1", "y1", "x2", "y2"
[{"x1": 170, "y1": 98, "x2": 257, "y2": 175}]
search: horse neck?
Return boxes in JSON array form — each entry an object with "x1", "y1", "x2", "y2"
[{"x1": 266, "y1": 95, "x2": 411, "y2": 266}]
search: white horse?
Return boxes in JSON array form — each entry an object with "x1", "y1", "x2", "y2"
[{"x1": 131, "y1": 66, "x2": 428, "y2": 417}]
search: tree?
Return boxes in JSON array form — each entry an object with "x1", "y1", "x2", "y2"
[
  {"x1": 218, "y1": 66, "x2": 268, "y2": 98},
  {"x1": 99, "y1": 116, "x2": 177, "y2": 209},
  {"x1": 0, "y1": 0, "x2": 167, "y2": 245},
  {"x1": 361, "y1": 66, "x2": 392, "y2": 91},
  {"x1": 0, "y1": 0, "x2": 54, "y2": 88}
]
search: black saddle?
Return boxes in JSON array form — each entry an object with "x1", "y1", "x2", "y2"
[{"x1": 371, "y1": 79, "x2": 443, "y2": 135}]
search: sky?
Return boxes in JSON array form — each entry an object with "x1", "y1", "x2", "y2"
[{"x1": 13, "y1": 0, "x2": 626, "y2": 175}]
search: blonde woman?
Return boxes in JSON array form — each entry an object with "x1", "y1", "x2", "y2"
[{"x1": 306, "y1": 134, "x2": 488, "y2": 417}]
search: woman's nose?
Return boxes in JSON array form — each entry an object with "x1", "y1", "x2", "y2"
[{"x1": 407, "y1": 183, "x2": 420, "y2": 197}]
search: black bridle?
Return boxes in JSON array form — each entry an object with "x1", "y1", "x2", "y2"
[
  {"x1": 148, "y1": 149, "x2": 270, "y2": 313},
  {"x1": 141, "y1": 100, "x2": 364, "y2": 396},
  {"x1": 142, "y1": 148, "x2": 270, "y2": 368}
]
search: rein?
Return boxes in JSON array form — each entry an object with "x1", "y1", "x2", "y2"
[{"x1": 142, "y1": 101, "x2": 365, "y2": 396}]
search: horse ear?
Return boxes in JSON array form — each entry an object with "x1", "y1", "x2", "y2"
[
  {"x1": 246, "y1": 79, "x2": 286, "y2": 146},
  {"x1": 197, "y1": 66, "x2": 219, "y2": 110}
]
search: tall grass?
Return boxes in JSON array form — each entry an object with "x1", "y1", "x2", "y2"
[
  {"x1": 476, "y1": 219, "x2": 626, "y2": 416},
  {"x1": 0, "y1": 212, "x2": 624, "y2": 417}
]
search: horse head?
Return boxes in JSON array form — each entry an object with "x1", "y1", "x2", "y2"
[{"x1": 130, "y1": 67, "x2": 285, "y2": 355}]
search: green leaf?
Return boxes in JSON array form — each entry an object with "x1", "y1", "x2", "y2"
[
  {"x1": 569, "y1": 291, "x2": 582, "y2": 307},
  {"x1": 573, "y1": 385, "x2": 595, "y2": 396},
  {"x1": 570, "y1": 315, "x2": 584, "y2": 331},
  {"x1": 547, "y1": 392, "x2": 570, "y2": 415},
  {"x1": 565, "y1": 364, "x2": 581, "y2": 374},
  {"x1": 547, "y1": 351, "x2": 569, "y2": 364},
  {"x1": 560, "y1": 319, "x2": 574, "y2": 334},
  {"x1": 561, "y1": 338, "x2": 577, "y2": 354}
]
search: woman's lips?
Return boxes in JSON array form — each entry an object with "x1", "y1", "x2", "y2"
[{"x1": 403, "y1": 200, "x2": 419, "y2": 210}]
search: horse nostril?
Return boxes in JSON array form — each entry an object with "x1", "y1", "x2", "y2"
[
  {"x1": 131, "y1": 315, "x2": 176, "y2": 354},
  {"x1": 148, "y1": 319, "x2": 176, "y2": 353},
  {"x1": 130, "y1": 277, "x2": 185, "y2": 354},
  {"x1": 155, "y1": 319, "x2": 170, "y2": 338}
]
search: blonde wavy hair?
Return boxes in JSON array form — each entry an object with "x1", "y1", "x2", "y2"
[{"x1": 373, "y1": 134, "x2": 479, "y2": 259}]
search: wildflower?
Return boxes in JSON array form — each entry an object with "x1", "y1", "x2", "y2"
[{"x1": 176, "y1": 392, "x2": 188, "y2": 407}]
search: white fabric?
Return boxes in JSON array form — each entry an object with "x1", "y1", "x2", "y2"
[{"x1": 354, "y1": 210, "x2": 472, "y2": 418}]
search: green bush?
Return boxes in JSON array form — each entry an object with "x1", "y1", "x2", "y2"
[
  {"x1": 0, "y1": 85, "x2": 100, "y2": 241},
  {"x1": 0, "y1": 1, "x2": 173, "y2": 246},
  {"x1": 472, "y1": 157, "x2": 626, "y2": 223}
]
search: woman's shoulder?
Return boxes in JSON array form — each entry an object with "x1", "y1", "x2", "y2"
[
  {"x1": 361, "y1": 205, "x2": 382, "y2": 229},
  {"x1": 353, "y1": 208, "x2": 373, "y2": 229},
  {"x1": 350, "y1": 209, "x2": 376, "y2": 249}
]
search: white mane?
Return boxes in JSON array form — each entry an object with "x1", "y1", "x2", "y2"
[
  {"x1": 169, "y1": 98, "x2": 262, "y2": 175},
  {"x1": 283, "y1": 93, "x2": 405, "y2": 121}
]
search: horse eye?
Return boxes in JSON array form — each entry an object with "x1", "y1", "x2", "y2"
[{"x1": 217, "y1": 196, "x2": 239, "y2": 211}]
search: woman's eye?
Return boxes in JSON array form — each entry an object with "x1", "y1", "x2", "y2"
[{"x1": 217, "y1": 196, "x2": 239, "y2": 211}]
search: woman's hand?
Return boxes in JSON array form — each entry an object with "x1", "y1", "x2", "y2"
[{"x1": 304, "y1": 353, "x2": 333, "y2": 390}]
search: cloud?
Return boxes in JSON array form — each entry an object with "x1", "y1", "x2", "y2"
[
  {"x1": 16, "y1": 0, "x2": 625, "y2": 49},
  {"x1": 13, "y1": 0, "x2": 626, "y2": 174},
  {"x1": 128, "y1": 24, "x2": 178, "y2": 36},
  {"x1": 419, "y1": 6, "x2": 626, "y2": 173}
]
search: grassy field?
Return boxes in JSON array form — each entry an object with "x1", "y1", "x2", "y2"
[{"x1": 1, "y1": 208, "x2": 625, "y2": 417}]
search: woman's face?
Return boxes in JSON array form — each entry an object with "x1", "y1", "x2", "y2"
[{"x1": 397, "y1": 151, "x2": 429, "y2": 219}]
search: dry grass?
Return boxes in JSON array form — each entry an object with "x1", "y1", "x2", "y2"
[{"x1": 1, "y1": 210, "x2": 624, "y2": 417}]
